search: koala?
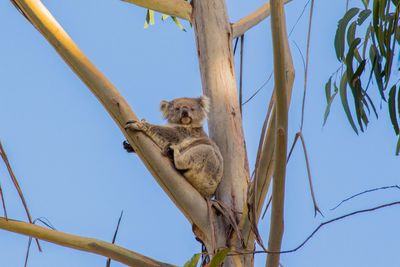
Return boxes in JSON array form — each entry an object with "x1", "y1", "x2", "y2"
[{"x1": 124, "y1": 96, "x2": 223, "y2": 198}]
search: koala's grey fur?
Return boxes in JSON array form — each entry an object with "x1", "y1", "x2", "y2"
[{"x1": 125, "y1": 96, "x2": 223, "y2": 198}]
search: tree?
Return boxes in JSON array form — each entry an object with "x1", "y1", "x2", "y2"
[{"x1": 1, "y1": 0, "x2": 399, "y2": 267}]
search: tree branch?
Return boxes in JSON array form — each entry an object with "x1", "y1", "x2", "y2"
[
  {"x1": 266, "y1": 0, "x2": 291, "y2": 266},
  {"x1": 11, "y1": 0, "x2": 210, "y2": 241},
  {"x1": 0, "y1": 217, "x2": 174, "y2": 267},
  {"x1": 121, "y1": 0, "x2": 192, "y2": 21},
  {"x1": 231, "y1": 0, "x2": 292, "y2": 38}
]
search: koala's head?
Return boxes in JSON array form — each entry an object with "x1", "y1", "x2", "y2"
[{"x1": 160, "y1": 96, "x2": 210, "y2": 127}]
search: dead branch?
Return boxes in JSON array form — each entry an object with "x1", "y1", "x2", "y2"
[
  {"x1": 106, "y1": 211, "x2": 124, "y2": 267},
  {"x1": 0, "y1": 141, "x2": 41, "y2": 251},
  {"x1": 230, "y1": 201, "x2": 400, "y2": 256},
  {"x1": 331, "y1": 185, "x2": 400, "y2": 210},
  {"x1": 11, "y1": 0, "x2": 210, "y2": 241},
  {"x1": 0, "y1": 217, "x2": 174, "y2": 267},
  {"x1": 121, "y1": 0, "x2": 192, "y2": 21},
  {"x1": 231, "y1": 0, "x2": 292, "y2": 38}
]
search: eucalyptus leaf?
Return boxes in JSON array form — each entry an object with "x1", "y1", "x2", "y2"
[
  {"x1": 358, "y1": 9, "x2": 372, "y2": 25},
  {"x1": 183, "y1": 253, "x2": 201, "y2": 267},
  {"x1": 209, "y1": 248, "x2": 229, "y2": 267},
  {"x1": 335, "y1": 7, "x2": 360, "y2": 61},
  {"x1": 388, "y1": 84, "x2": 399, "y2": 134},
  {"x1": 339, "y1": 74, "x2": 359, "y2": 134},
  {"x1": 171, "y1": 16, "x2": 186, "y2": 32}
]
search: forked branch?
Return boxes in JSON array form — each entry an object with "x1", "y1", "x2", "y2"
[
  {"x1": 11, "y1": 0, "x2": 210, "y2": 241},
  {"x1": 231, "y1": 0, "x2": 292, "y2": 38},
  {"x1": 0, "y1": 217, "x2": 174, "y2": 267}
]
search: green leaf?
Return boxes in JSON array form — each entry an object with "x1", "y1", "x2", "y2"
[
  {"x1": 346, "y1": 38, "x2": 362, "y2": 85},
  {"x1": 339, "y1": 74, "x2": 359, "y2": 134},
  {"x1": 396, "y1": 136, "x2": 400, "y2": 155},
  {"x1": 358, "y1": 9, "x2": 372, "y2": 25},
  {"x1": 183, "y1": 253, "x2": 201, "y2": 267},
  {"x1": 209, "y1": 248, "x2": 229, "y2": 267},
  {"x1": 362, "y1": 25, "x2": 372, "y2": 59},
  {"x1": 161, "y1": 14, "x2": 170, "y2": 21},
  {"x1": 171, "y1": 16, "x2": 186, "y2": 32},
  {"x1": 325, "y1": 77, "x2": 332, "y2": 103},
  {"x1": 323, "y1": 90, "x2": 338, "y2": 126},
  {"x1": 362, "y1": 0, "x2": 370, "y2": 9},
  {"x1": 388, "y1": 85, "x2": 399, "y2": 134},
  {"x1": 347, "y1": 21, "x2": 357, "y2": 47},
  {"x1": 335, "y1": 8, "x2": 360, "y2": 61},
  {"x1": 364, "y1": 92, "x2": 378, "y2": 119},
  {"x1": 149, "y1": 10, "x2": 155, "y2": 25},
  {"x1": 369, "y1": 45, "x2": 386, "y2": 100},
  {"x1": 323, "y1": 78, "x2": 337, "y2": 126}
]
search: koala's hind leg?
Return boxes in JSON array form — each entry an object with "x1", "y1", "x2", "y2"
[{"x1": 172, "y1": 144, "x2": 222, "y2": 197}]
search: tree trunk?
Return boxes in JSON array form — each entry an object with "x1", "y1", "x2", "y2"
[{"x1": 192, "y1": 0, "x2": 252, "y2": 266}]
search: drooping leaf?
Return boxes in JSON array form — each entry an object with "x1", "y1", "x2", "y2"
[
  {"x1": 364, "y1": 92, "x2": 379, "y2": 119},
  {"x1": 396, "y1": 135, "x2": 400, "y2": 155},
  {"x1": 358, "y1": 9, "x2": 372, "y2": 25},
  {"x1": 362, "y1": 0, "x2": 370, "y2": 9},
  {"x1": 325, "y1": 77, "x2": 332, "y2": 103},
  {"x1": 346, "y1": 38, "x2": 362, "y2": 85},
  {"x1": 362, "y1": 25, "x2": 372, "y2": 59},
  {"x1": 347, "y1": 21, "x2": 357, "y2": 47},
  {"x1": 161, "y1": 14, "x2": 170, "y2": 21},
  {"x1": 388, "y1": 84, "x2": 399, "y2": 134},
  {"x1": 323, "y1": 81, "x2": 338, "y2": 126},
  {"x1": 335, "y1": 7, "x2": 360, "y2": 61},
  {"x1": 209, "y1": 248, "x2": 229, "y2": 267},
  {"x1": 370, "y1": 45, "x2": 386, "y2": 100},
  {"x1": 339, "y1": 74, "x2": 359, "y2": 134},
  {"x1": 171, "y1": 16, "x2": 186, "y2": 32},
  {"x1": 183, "y1": 253, "x2": 201, "y2": 267},
  {"x1": 144, "y1": 9, "x2": 155, "y2": 29}
]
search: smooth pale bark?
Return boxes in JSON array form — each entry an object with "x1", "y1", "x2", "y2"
[
  {"x1": 231, "y1": 0, "x2": 292, "y2": 38},
  {"x1": 192, "y1": 0, "x2": 251, "y2": 265},
  {"x1": 122, "y1": 0, "x2": 192, "y2": 21},
  {"x1": 266, "y1": 0, "x2": 292, "y2": 266},
  {"x1": 0, "y1": 217, "x2": 174, "y2": 267},
  {"x1": 11, "y1": 0, "x2": 211, "y2": 242}
]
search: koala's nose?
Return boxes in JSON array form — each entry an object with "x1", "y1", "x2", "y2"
[
  {"x1": 182, "y1": 110, "x2": 189, "y2": 117},
  {"x1": 181, "y1": 106, "x2": 189, "y2": 117}
]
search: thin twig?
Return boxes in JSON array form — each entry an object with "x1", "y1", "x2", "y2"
[
  {"x1": 229, "y1": 201, "x2": 400, "y2": 255},
  {"x1": 106, "y1": 211, "x2": 124, "y2": 267},
  {"x1": 233, "y1": 37, "x2": 240, "y2": 55},
  {"x1": 25, "y1": 218, "x2": 56, "y2": 267},
  {"x1": 286, "y1": 133, "x2": 322, "y2": 217},
  {"x1": 0, "y1": 182, "x2": 7, "y2": 219},
  {"x1": 288, "y1": 0, "x2": 311, "y2": 36},
  {"x1": 261, "y1": 195, "x2": 272, "y2": 220},
  {"x1": 298, "y1": 133, "x2": 322, "y2": 216},
  {"x1": 242, "y1": 71, "x2": 274, "y2": 106},
  {"x1": 300, "y1": 0, "x2": 314, "y2": 131},
  {"x1": 331, "y1": 185, "x2": 400, "y2": 210},
  {"x1": 0, "y1": 141, "x2": 41, "y2": 251}
]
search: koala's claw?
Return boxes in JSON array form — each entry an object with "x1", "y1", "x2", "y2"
[{"x1": 125, "y1": 120, "x2": 144, "y2": 131}]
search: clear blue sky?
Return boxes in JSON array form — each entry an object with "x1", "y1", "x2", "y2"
[{"x1": 1, "y1": 0, "x2": 399, "y2": 266}]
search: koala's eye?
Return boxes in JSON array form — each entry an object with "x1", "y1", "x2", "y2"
[
  {"x1": 191, "y1": 108, "x2": 195, "y2": 111},
  {"x1": 175, "y1": 107, "x2": 180, "y2": 111}
]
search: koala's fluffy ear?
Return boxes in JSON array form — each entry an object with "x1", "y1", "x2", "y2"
[
  {"x1": 198, "y1": 95, "x2": 210, "y2": 114},
  {"x1": 160, "y1": 100, "x2": 170, "y2": 118}
]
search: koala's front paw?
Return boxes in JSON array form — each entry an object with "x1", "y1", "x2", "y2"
[{"x1": 125, "y1": 120, "x2": 145, "y2": 131}]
